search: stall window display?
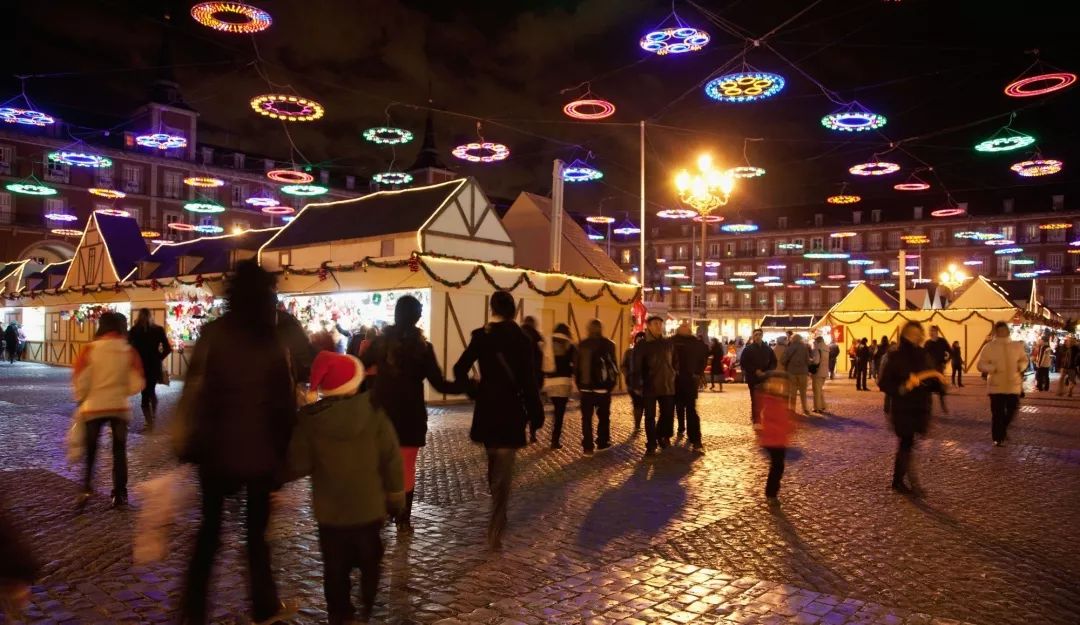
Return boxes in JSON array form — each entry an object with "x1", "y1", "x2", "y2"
[
  {"x1": 62, "y1": 302, "x2": 131, "y2": 323},
  {"x1": 165, "y1": 286, "x2": 221, "y2": 347},
  {"x1": 281, "y1": 288, "x2": 432, "y2": 336}
]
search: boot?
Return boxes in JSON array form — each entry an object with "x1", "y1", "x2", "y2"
[
  {"x1": 396, "y1": 491, "x2": 414, "y2": 533},
  {"x1": 141, "y1": 404, "x2": 154, "y2": 432}
]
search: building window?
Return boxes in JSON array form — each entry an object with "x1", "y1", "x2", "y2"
[
  {"x1": 774, "y1": 293, "x2": 785, "y2": 311},
  {"x1": 1023, "y1": 223, "x2": 1039, "y2": 243},
  {"x1": 722, "y1": 265, "x2": 732, "y2": 279},
  {"x1": 811, "y1": 236, "x2": 824, "y2": 251},
  {"x1": 163, "y1": 171, "x2": 182, "y2": 199},
  {"x1": 0, "y1": 192, "x2": 11, "y2": 225},
  {"x1": 793, "y1": 263, "x2": 804, "y2": 277},
  {"x1": 778, "y1": 216, "x2": 788, "y2": 229},
  {"x1": 1047, "y1": 285, "x2": 1062, "y2": 306},
  {"x1": 887, "y1": 231, "x2": 901, "y2": 249},
  {"x1": 1052, "y1": 194, "x2": 1064, "y2": 210},
  {"x1": 913, "y1": 206, "x2": 923, "y2": 220},
  {"x1": 201, "y1": 147, "x2": 214, "y2": 164},
  {"x1": 1047, "y1": 226, "x2": 1067, "y2": 242},
  {"x1": 1048, "y1": 253, "x2": 1063, "y2": 271},
  {"x1": 810, "y1": 289, "x2": 823, "y2": 309},
  {"x1": 164, "y1": 211, "x2": 183, "y2": 229},
  {"x1": 757, "y1": 239, "x2": 769, "y2": 256},
  {"x1": 44, "y1": 198, "x2": 65, "y2": 221},
  {"x1": 676, "y1": 244, "x2": 688, "y2": 260},
  {"x1": 1002, "y1": 198, "x2": 1014, "y2": 213},
  {"x1": 1000, "y1": 225, "x2": 1015, "y2": 241},
  {"x1": 122, "y1": 165, "x2": 142, "y2": 193},
  {"x1": 852, "y1": 210, "x2": 862, "y2": 225},
  {"x1": 741, "y1": 239, "x2": 753, "y2": 255},
  {"x1": 931, "y1": 228, "x2": 945, "y2": 246},
  {"x1": 740, "y1": 291, "x2": 752, "y2": 309},
  {"x1": 851, "y1": 234, "x2": 863, "y2": 252},
  {"x1": 44, "y1": 156, "x2": 70, "y2": 183},
  {"x1": 707, "y1": 292, "x2": 719, "y2": 308},
  {"x1": 0, "y1": 144, "x2": 13, "y2": 174},
  {"x1": 827, "y1": 288, "x2": 842, "y2": 305},
  {"x1": 869, "y1": 232, "x2": 882, "y2": 250},
  {"x1": 829, "y1": 236, "x2": 844, "y2": 251},
  {"x1": 871, "y1": 209, "x2": 882, "y2": 223},
  {"x1": 929, "y1": 257, "x2": 943, "y2": 275},
  {"x1": 997, "y1": 256, "x2": 1010, "y2": 277},
  {"x1": 829, "y1": 261, "x2": 842, "y2": 275},
  {"x1": 231, "y1": 184, "x2": 246, "y2": 207},
  {"x1": 662, "y1": 245, "x2": 673, "y2": 260},
  {"x1": 814, "y1": 213, "x2": 824, "y2": 227},
  {"x1": 621, "y1": 249, "x2": 632, "y2": 264},
  {"x1": 722, "y1": 291, "x2": 734, "y2": 307},
  {"x1": 791, "y1": 290, "x2": 805, "y2": 307},
  {"x1": 680, "y1": 225, "x2": 690, "y2": 237},
  {"x1": 1073, "y1": 285, "x2": 1080, "y2": 308},
  {"x1": 708, "y1": 243, "x2": 720, "y2": 258}
]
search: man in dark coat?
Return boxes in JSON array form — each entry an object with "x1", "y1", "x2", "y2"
[
  {"x1": 520, "y1": 315, "x2": 545, "y2": 442},
  {"x1": 632, "y1": 315, "x2": 678, "y2": 455},
  {"x1": 4, "y1": 323, "x2": 19, "y2": 364},
  {"x1": 739, "y1": 328, "x2": 777, "y2": 424},
  {"x1": 128, "y1": 308, "x2": 172, "y2": 430},
  {"x1": 454, "y1": 291, "x2": 543, "y2": 550},
  {"x1": 924, "y1": 325, "x2": 951, "y2": 411},
  {"x1": 854, "y1": 338, "x2": 873, "y2": 391},
  {"x1": 828, "y1": 341, "x2": 840, "y2": 379},
  {"x1": 575, "y1": 319, "x2": 618, "y2": 454},
  {"x1": 672, "y1": 324, "x2": 709, "y2": 452}
]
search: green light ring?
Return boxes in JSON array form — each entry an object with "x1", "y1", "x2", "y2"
[
  {"x1": 363, "y1": 127, "x2": 414, "y2": 145},
  {"x1": 183, "y1": 202, "x2": 226, "y2": 213},
  {"x1": 6, "y1": 182, "x2": 57, "y2": 196},
  {"x1": 281, "y1": 184, "x2": 329, "y2": 196},
  {"x1": 974, "y1": 134, "x2": 1035, "y2": 153}
]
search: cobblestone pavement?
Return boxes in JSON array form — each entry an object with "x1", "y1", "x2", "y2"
[{"x1": 1, "y1": 362, "x2": 1078, "y2": 625}]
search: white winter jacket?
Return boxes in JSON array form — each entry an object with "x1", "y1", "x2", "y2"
[
  {"x1": 976, "y1": 338, "x2": 1028, "y2": 395},
  {"x1": 73, "y1": 334, "x2": 145, "y2": 421}
]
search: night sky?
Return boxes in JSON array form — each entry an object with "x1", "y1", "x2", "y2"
[{"x1": 7, "y1": 0, "x2": 1080, "y2": 224}]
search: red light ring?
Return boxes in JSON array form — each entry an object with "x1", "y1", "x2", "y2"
[
  {"x1": 931, "y1": 208, "x2": 966, "y2": 218},
  {"x1": 267, "y1": 169, "x2": 314, "y2": 184},
  {"x1": 94, "y1": 208, "x2": 130, "y2": 217},
  {"x1": 562, "y1": 98, "x2": 616, "y2": 120},
  {"x1": 1004, "y1": 72, "x2": 1077, "y2": 98},
  {"x1": 261, "y1": 205, "x2": 295, "y2": 215},
  {"x1": 894, "y1": 182, "x2": 930, "y2": 191},
  {"x1": 168, "y1": 222, "x2": 196, "y2": 232},
  {"x1": 692, "y1": 214, "x2": 724, "y2": 223}
]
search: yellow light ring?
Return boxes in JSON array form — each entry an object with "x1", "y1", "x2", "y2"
[
  {"x1": 191, "y1": 2, "x2": 272, "y2": 34},
  {"x1": 1038, "y1": 222, "x2": 1070, "y2": 230},
  {"x1": 141, "y1": 230, "x2": 162, "y2": 239},
  {"x1": 51, "y1": 228, "x2": 83, "y2": 237},
  {"x1": 88, "y1": 188, "x2": 126, "y2": 199},
  {"x1": 585, "y1": 215, "x2": 615, "y2": 223},
  {"x1": 183, "y1": 176, "x2": 225, "y2": 187},
  {"x1": 827, "y1": 194, "x2": 861, "y2": 204},
  {"x1": 250, "y1": 94, "x2": 325, "y2": 122}
]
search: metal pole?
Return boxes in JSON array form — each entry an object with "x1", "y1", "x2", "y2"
[
  {"x1": 551, "y1": 159, "x2": 564, "y2": 272},
  {"x1": 899, "y1": 249, "x2": 907, "y2": 311},
  {"x1": 639, "y1": 121, "x2": 646, "y2": 288},
  {"x1": 689, "y1": 221, "x2": 696, "y2": 320},
  {"x1": 700, "y1": 216, "x2": 707, "y2": 329}
]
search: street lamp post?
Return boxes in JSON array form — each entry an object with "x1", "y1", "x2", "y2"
[
  {"x1": 939, "y1": 263, "x2": 969, "y2": 291},
  {"x1": 675, "y1": 154, "x2": 735, "y2": 334}
]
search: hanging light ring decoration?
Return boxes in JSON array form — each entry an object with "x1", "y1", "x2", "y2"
[
  {"x1": 250, "y1": 94, "x2": 325, "y2": 122},
  {"x1": 167, "y1": 222, "x2": 196, "y2": 232},
  {"x1": 88, "y1": 188, "x2": 126, "y2": 199},
  {"x1": 974, "y1": 134, "x2": 1035, "y2": 153},
  {"x1": 362, "y1": 127, "x2": 414, "y2": 145},
  {"x1": 705, "y1": 72, "x2": 786, "y2": 103},
  {"x1": 721, "y1": 223, "x2": 759, "y2": 233},
  {"x1": 984, "y1": 238, "x2": 1016, "y2": 246},
  {"x1": 136, "y1": 133, "x2": 188, "y2": 150},
  {"x1": 195, "y1": 224, "x2": 225, "y2": 234},
  {"x1": 281, "y1": 184, "x2": 329, "y2": 196},
  {"x1": 993, "y1": 247, "x2": 1024, "y2": 255},
  {"x1": 1004, "y1": 72, "x2": 1077, "y2": 97},
  {"x1": 184, "y1": 176, "x2": 225, "y2": 188},
  {"x1": 267, "y1": 169, "x2": 314, "y2": 184},
  {"x1": 827, "y1": 194, "x2": 861, "y2": 205},
  {"x1": 563, "y1": 98, "x2": 616, "y2": 120},
  {"x1": 894, "y1": 181, "x2": 930, "y2": 191},
  {"x1": 1038, "y1": 222, "x2": 1070, "y2": 230},
  {"x1": 849, "y1": 161, "x2": 900, "y2": 176},
  {"x1": 900, "y1": 235, "x2": 929, "y2": 245},
  {"x1": 777, "y1": 242, "x2": 803, "y2": 250},
  {"x1": 821, "y1": 110, "x2": 887, "y2": 132},
  {"x1": 44, "y1": 211, "x2": 77, "y2": 222},
  {"x1": 261, "y1": 205, "x2": 295, "y2": 215},
  {"x1": 640, "y1": 26, "x2": 710, "y2": 55},
  {"x1": 184, "y1": 202, "x2": 226, "y2": 214},
  {"x1": 191, "y1": 2, "x2": 272, "y2": 33},
  {"x1": 931, "y1": 207, "x2": 967, "y2": 217},
  {"x1": 612, "y1": 224, "x2": 641, "y2": 235},
  {"x1": 1010, "y1": 159, "x2": 1063, "y2": 177},
  {"x1": 728, "y1": 166, "x2": 765, "y2": 178},
  {"x1": 803, "y1": 252, "x2": 850, "y2": 259},
  {"x1": 830, "y1": 232, "x2": 857, "y2": 238},
  {"x1": 50, "y1": 228, "x2": 83, "y2": 237},
  {"x1": 452, "y1": 142, "x2": 510, "y2": 163},
  {"x1": 94, "y1": 208, "x2": 130, "y2": 217},
  {"x1": 245, "y1": 197, "x2": 279, "y2": 208},
  {"x1": 6, "y1": 182, "x2": 57, "y2": 196},
  {"x1": 48, "y1": 151, "x2": 112, "y2": 168},
  {"x1": 141, "y1": 230, "x2": 161, "y2": 239},
  {"x1": 372, "y1": 172, "x2": 414, "y2": 185},
  {"x1": 693, "y1": 215, "x2": 724, "y2": 223},
  {"x1": 0, "y1": 107, "x2": 55, "y2": 126},
  {"x1": 563, "y1": 162, "x2": 604, "y2": 182},
  {"x1": 585, "y1": 216, "x2": 615, "y2": 224},
  {"x1": 656, "y1": 208, "x2": 696, "y2": 219}
]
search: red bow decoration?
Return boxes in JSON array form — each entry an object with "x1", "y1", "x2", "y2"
[{"x1": 408, "y1": 255, "x2": 420, "y2": 273}]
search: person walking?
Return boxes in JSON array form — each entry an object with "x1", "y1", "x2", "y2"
[
  {"x1": 847, "y1": 341, "x2": 858, "y2": 379},
  {"x1": 872, "y1": 337, "x2": 889, "y2": 380},
  {"x1": 1057, "y1": 336, "x2": 1078, "y2": 397},
  {"x1": 828, "y1": 341, "x2": 840, "y2": 380},
  {"x1": 811, "y1": 336, "x2": 830, "y2": 413},
  {"x1": 73, "y1": 312, "x2": 144, "y2": 509},
  {"x1": 543, "y1": 324, "x2": 577, "y2": 450},
  {"x1": 739, "y1": 328, "x2": 777, "y2": 424},
  {"x1": 175, "y1": 261, "x2": 298, "y2": 625},
  {"x1": 949, "y1": 340, "x2": 964, "y2": 387},
  {"x1": 520, "y1": 316, "x2": 545, "y2": 442},
  {"x1": 708, "y1": 338, "x2": 725, "y2": 391},
  {"x1": 286, "y1": 351, "x2": 404, "y2": 625},
  {"x1": 1034, "y1": 334, "x2": 1053, "y2": 392},
  {"x1": 671, "y1": 323, "x2": 708, "y2": 452},
  {"x1": 362, "y1": 295, "x2": 461, "y2": 532},
  {"x1": 780, "y1": 334, "x2": 812, "y2": 415},
  {"x1": 772, "y1": 335, "x2": 788, "y2": 373},
  {"x1": 631, "y1": 315, "x2": 678, "y2": 455},
  {"x1": 977, "y1": 321, "x2": 1029, "y2": 446},
  {"x1": 755, "y1": 372, "x2": 794, "y2": 501},
  {"x1": 854, "y1": 338, "x2": 872, "y2": 391},
  {"x1": 575, "y1": 319, "x2": 618, "y2": 454},
  {"x1": 128, "y1": 308, "x2": 172, "y2": 431},
  {"x1": 3, "y1": 322, "x2": 18, "y2": 364},
  {"x1": 453, "y1": 291, "x2": 543, "y2": 550},
  {"x1": 925, "y1": 325, "x2": 952, "y2": 411},
  {"x1": 877, "y1": 321, "x2": 946, "y2": 495},
  {"x1": 622, "y1": 332, "x2": 646, "y2": 431}
]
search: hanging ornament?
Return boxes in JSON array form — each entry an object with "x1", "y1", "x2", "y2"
[
  {"x1": 250, "y1": 94, "x2": 325, "y2": 122},
  {"x1": 372, "y1": 172, "x2": 414, "y2": 185},
  {"x1": 656, "y1": 208, "x2": 696, "y2": 219},
  {"x1": 974, "y1": 129, "x2": 1036, "y2": 153},
  {"x1": 89, "y1": 188, "x2": 126, "y2": 199},
  {"x1": 136, "y1": 133, "x2": 188, "y2": 150},
  {"x1": 45, "y1": 210, "x2": 78, "y2": 222},
  {"x1": 562, "y1": 89, "x2": 616, "y2": 120},
  {"x1": 184, "y1": 176, "x2": 225, "y2": 188},
  {"x1": 0, "y1": 107, "x2": 55, "y2": 126},
  {"x1": 267, "y1": 169, "x2": 313, "y2": 184},
  {"x1": 363, "y1": 127, "x2": 414, "y2": 145},
  {"x1": 168, "y1": 222, "x2": 196, "y2": 232},
  {"x1": 563, "y1": 159, "x2": 603, "y2": 182},
  {"x1": 1010, "y1": 158, "x2": 1062, "y2": 177},
  {"x1": 6, "y1": 181, "x2": 57, "y2": 196},
  {"x1": 705, "y1": 71, "x2": 785, "y2": 103},
  {"x1": 640, "y1": 26, "x2": 710, "y2": 55},
  {"x1": 727, "y1": 166, "x2": 765, "y2": 178},
  {"x1": 585, "y1": 215, "x2": 615, "y2": 224},
  {"x1": 141, "y1": 230, "x2": 161, "y2": 239},
  {"x1": 184, "y1": 202, "x2": 226, "y2": 213},
  {"x1": 48, "y1": 151, "x2": 112, "y2": 168},
  {"x1": 821, "y1": 102, "x2": 887, "y2": 132},
  {"x1": 849, "y1": 161, "x2": 900, "y2": 176},
  {"x1": 451, "y1": 142, "x2": 510, "y2": 163},
  {"x1": 94, "y1": 208, "x2": 131, "y2": 217},
  {"x1": 245, "y1": 197, "x2": 279, "y2": 208},
  {"x1": 261, "y1": 205, "x2": 295, "y2": 215},
  {"x1": 1004, "y1": 71, "x2": 1076, "y2": 97},
  {"x1": 721, "y1": 223, "x2": 759, "y2": 233},
  {"x1": 280, "y1": 184, "x2": 329, "y2": 196},
  {"x1": 191, "y1": 2, "x2": 271, "y2": 33},
  {"x1": 612, "y1": 222, "x2": 641, "y2": 235},
  {"x1": 50, "y1": 228, "x2": 83, "y2": 237}
]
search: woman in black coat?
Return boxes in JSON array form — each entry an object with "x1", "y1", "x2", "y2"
[
  {"x1": 128, "y1": 308, "x2": 172, "y2": 430},
  {"x1": 453, "y1": 291, "x2": 543, "y2": 550},
  {"x1": 363, "y1": 295, "x2": 460, "y2": 532},
  {"x1": 877, "y1": 321, "x2": 946, "y2": 495}
]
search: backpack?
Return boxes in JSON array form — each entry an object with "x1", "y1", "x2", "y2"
[{"x1": 597, "y1": 350, "x2": 620, "y2": 389}]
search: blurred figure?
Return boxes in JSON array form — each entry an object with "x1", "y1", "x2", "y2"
[
  {"x1": 811, "y1": 336, "x2": 830, "y2": 413},
  {"x1": 977, "y1": 321, "x2": 1029, "y2": 446},
  {"x1": 453, "y1": 291, "x2": 543, "y2": 550},
  {"x1": 276, "y1": 303, "x2": 317, "y2": 383},
  {"x1": 780, "y1": 334, "x2": 811, "y2": 415},
  {"x1": 73, "y1": 312, "x2": 144, "y2": 509},
  {"x1": 357, "y1": 327, "x2": 379, "y2": 391},
  {"x1": 128, "y1": 308, "x2": 172, "y2": 431},
  {"x1": 872, "y1": 337, "x2": 889, "y2": 379},
  {"x1": 672, "y1": 323, "x2": 708, "y2": 451},
  {"x1": 176, "y1": 261, "x2": 298, "y2": 625},
  {"x1": 722, "y1": 343, "x2": 738, "y2": 382},
  {"x1": 543, "y1": 323, "x2": 576, "y2": 450},
  {"x1": 708, "y1": 338, "x2": 725, "y2": 391},
  {"x1": 740, "y1": 328, "x2": 777, "y2": 424},
  {"x1": 520, "y1": 316, "x2": 545, "y2": 442},
  {"x1": 771, "y1": 335, "x2": 788, "y2": 373},
  {"x1": 878, "y1": 321, "x2": 946, "y2": 495},
  {"x1": 755, "y1": 372, "x2": 794, "y2": 501},
  {"x1": 575, "y1": 319, "x2": 618, "y2": 454},
  {"x1": 632, "y1": 315, "x2": 678, "y2": 455},
  {"x1": 364, "y1": 296, "x2": 461, "y2": 531},
  {"x1": 621, "y1": 332, "x2": 647, "y2": 430},
  {"x1": 3, "y1": 322, "x2": 18, "y2": 364},
  {"x1": 828, "y1": 341, "x2": 839, "y2": 380},
  {"x1": 925, "y1": 325, "x2": 952, "y2": 412},
  {"x1": 1058, "y1": 336, "x2": 1078, "y2": 397},
  {"x1": 287, "y1": 351, "x2": 403, "y2": 625},
  {"x1": 854, "y1": 338, "x2": 872, "y2": 391},
  {"x1": 950, "y1": 340, "x2": 964, "y2": 387},
  {"x1": 0, "y1": 502, "x2": 40, "y2": 620},
  {"x1": 1034, "y1": 333, "x2": 1053, "y2": 392}
]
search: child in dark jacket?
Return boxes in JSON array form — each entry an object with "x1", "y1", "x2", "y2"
[
  {"x1": 287, "y1": 352, "x2": 404, "y2": 625},
  {"x1": 754, "y1": 371, "x2": 795, "y2": 500}
]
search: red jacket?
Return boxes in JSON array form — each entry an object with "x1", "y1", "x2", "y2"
[{"x1": 755, "y1": 391, "x2": 793, "y2": 448}]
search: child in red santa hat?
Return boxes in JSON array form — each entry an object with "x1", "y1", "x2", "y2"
[{"x1": 285, "y1": 351, "x2": 403, "y2": 624}]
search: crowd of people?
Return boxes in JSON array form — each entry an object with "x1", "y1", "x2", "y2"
[{"x1": 1, "y1": 264, "x2": 1078, "y2": 623}]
